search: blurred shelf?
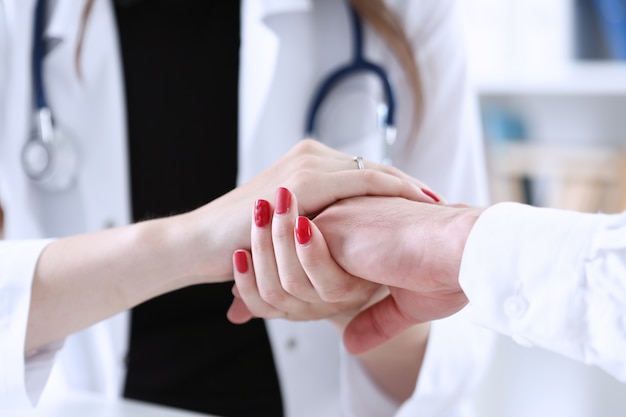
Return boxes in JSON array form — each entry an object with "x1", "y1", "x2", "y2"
[{"x1": 476, "y1": 62, "x2": 626, "y2": 96}]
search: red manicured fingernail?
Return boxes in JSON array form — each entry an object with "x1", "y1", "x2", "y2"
[
  {"x1": 275, "y1": 187, "x2": 291, "y2": 215},
  {"x1": 295, "y1": 216, "x2": 312, "y2": 245},
  {"x1": 234, "y1": 250, "x2": 248, "y2": 274},
  {"x1": 421, "y1": 188, "x2": 440, "y2": 202},
  {"x1": 254, "y1": 199, "x2": 271, "y2": 227}
]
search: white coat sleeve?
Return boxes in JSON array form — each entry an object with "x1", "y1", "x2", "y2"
[
  {"x1": 340, "y1": 347, "x2": 398, "y2": 417},
  {"x1": 0, "y1": 239, "x2": 62, "y2": 409},
  {"x1": 341, "y1": 311, "x2": 495, "y2": 417},
  {"x1": 460, "y1": 202, "x2": 626, "y2": 380}
]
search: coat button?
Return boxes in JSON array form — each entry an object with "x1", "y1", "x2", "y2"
[
  {"x1": 286, "y1": 338, "x2": 297, "y2": 350},
  {"x1": 102, "y1": 219, "x2": 116, "y2": 229},
  {"x1": 503, "y1": 295, "x2": 529, "y2": 320}
]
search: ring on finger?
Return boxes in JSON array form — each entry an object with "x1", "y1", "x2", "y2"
[{"x1": 353, "y1": 156, "x2": 365, "y2": 170}]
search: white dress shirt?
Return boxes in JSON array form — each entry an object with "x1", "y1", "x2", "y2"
[{"x1": 460, "y1": 202, "x2": 626, "y2": 381}]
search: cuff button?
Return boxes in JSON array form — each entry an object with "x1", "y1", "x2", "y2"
[{"x1": 503, "y1": 295, "x2": 529, "y2": 320}]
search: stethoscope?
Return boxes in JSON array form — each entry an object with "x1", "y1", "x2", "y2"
[
  {"x1": 21, "y1": 0, "x2": 78, "y2": 191},
  {"x1": 19, "y1": 0, "x2": 396, "y2": 192},
  {"x1": 305, "y1": 3, "x2": 397, "y2": 165}
]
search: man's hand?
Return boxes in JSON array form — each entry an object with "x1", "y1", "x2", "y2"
[{"x1": 313, "y1": 197, "x2": 483, "y2": 353}]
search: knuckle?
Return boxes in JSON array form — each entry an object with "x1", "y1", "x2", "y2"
[
  {"x1": 242, "y1": 300, "x2": 277, "y2": 319},
  {"x1": 271, "y1": 222, "x2": 293, "y2": 241},
  {"x1": 384, "y1": 165, "x2": 403, "y2": 177},
  {"x1": 251, "y1": 239, "x2": 271, "y2": 257},
  {"x1": 247, "y1": 305, "x2": 269, "y2": 318},
  {"x1": 294, "y1": 157, "x2": 318, "y2": 176},
  {"x1": 321, "y1": 280, "x2": 375, "y2": 304},
  {"x1": 319, "y1": 283, "x2": 351, "y2": 303},
  {"x1": 361, "y1": 169, "x2": 378, "y2": 183},
  {"x1": 283, "y1": 162, "x2": 316, "y2": 192},
  {"x1": 259, "y1": 288, "x2": 288, "y2": 305},
  {"x1": 297, "y1": 139, "x2": 320, "y2": 154},
  {"x1": 282, "y1": 278, "x2": 311, "y2": 298}
]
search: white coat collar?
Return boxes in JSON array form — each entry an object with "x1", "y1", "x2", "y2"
[{"x1": 43, "y1": 0, "x2": 83, "y2": 50}]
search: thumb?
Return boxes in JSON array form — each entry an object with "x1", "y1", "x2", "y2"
[
  {"x1": 343, "y1": 295, "x2": 416, "y2": 354},
  {"x1": 226, "y1": 284, "x2": 255, "y2": 324}
]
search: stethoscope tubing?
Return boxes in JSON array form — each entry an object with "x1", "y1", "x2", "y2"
[
  {"x1": 21, "y1": 0, "x2": 78, "y2": 190},
  {"x1": 33, "y1": 0, "x2": 48, "y2": 110},
  {"x1": 305, "y1": 3, "x2": 396, "y2": 137}
]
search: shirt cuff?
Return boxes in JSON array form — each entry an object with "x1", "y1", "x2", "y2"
[{"x1": 459, "y1": 203, "x2": 614, "y2": 365}]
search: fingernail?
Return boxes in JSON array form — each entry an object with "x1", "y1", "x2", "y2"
[
  {"x1": 275, "y1": 187, "x2": 291, "y2": 215},
  {"x1": 295, "y1": 216, "x2": 312, "y2": 245},
  {"x1": 234, "y1": 250, "x2": 248, "y2": 274},
  {"x1": 254, "y1": 199, "x2": 271, "y2": 227},
  {"x1": 421, "y1": 188, "x2": 440, "y2": 202}
]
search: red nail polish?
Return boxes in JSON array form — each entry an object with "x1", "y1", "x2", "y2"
[
  {"x1": 254, "y1": 199, "x2": 271, "y2": 227},
  {"x1": 275, "y1": 187, "x2": 291, "y2": 215},
  {"x1": 234, "y1": 250, "x2": 248, "y2": 274},
  {"x1": 295, "y1": 216, "x2": 312, "y2": 245},
  {"x1": 421, "y1": 188, "x2": 440, "y2": 202}
]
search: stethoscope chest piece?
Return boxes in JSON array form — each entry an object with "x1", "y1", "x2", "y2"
[
  {"x1": 22, "y1": 107, "x2": 78, "y2": 191},
  {"x1": 23, "y1": 0, "x2": 78, "y2": 191}
]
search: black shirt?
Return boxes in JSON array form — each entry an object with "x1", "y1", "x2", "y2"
[{"x1": 113, "y1": 1, "x2": 284, "y2": 416}]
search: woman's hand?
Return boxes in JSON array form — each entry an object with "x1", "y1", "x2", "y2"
[
  {"x1": 182, "y1": 139, "x2": 440, "y2": 284},
  {"x1": 226, "y1": 187, "x2": 384, "y2": 325}
]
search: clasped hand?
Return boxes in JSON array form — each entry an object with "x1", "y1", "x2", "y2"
[{"x1": 227, "y1": 183, "x2": 482, "y2": 354}]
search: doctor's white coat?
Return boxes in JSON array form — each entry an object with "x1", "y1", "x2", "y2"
[{"x1": 0, "y1": 0, "x2": 494, "y2": 416}]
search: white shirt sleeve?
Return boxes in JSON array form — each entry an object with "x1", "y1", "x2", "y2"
[
  {"x1": 0, "y1": 239, "x2": 62, "y2": 409},
  {"x1": 459, "y1": 202, "x2": 626, "y2": 380}
]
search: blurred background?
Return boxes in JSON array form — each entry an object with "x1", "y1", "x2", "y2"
[
  {"x1": 462, "y1": 0, "x2": 626, "y2": 212},
  {"x1": 460, "y1": 0, "x2": 626, "y2": 415}
]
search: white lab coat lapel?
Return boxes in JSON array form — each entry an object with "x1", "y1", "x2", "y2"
[
  {"x1": 238, "y1": 0, "x2": 316, "y2": 184},
  {"x1": 0, "y1": 0, "x2": 41, "y2": 239},
  {"x1": 40, "y1": 0, "x2": 131, "y2": 237}
]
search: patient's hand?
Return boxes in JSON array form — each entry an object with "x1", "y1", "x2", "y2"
[{"x1": 313, "y1": 197, "x2": 482, "y2": 353}]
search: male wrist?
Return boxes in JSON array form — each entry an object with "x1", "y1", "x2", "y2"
[{"x1": 446, "y1": 206, "x2": 484, "y2": 294}]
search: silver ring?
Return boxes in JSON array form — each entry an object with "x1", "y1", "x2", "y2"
[{"x1": 353, "y1": 156, "x2": 365, "y2": 170}]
